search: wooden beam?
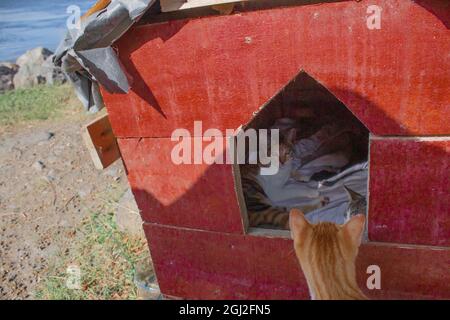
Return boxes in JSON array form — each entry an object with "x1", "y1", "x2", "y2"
[
  {"x1": 160, "y1": 0, "x2": 248, "y2": 13},
  {"x1": 82, "y1": 114, "x2": 121, "y2": 170}
]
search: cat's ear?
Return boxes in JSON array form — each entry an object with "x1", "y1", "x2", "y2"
[
  {"x1": 343, "y1": 214, "x2": 366, "y2": 247},
  {"x1": 344, "y1": 186, "x2": 364, "y2": 201},
  {"x1": 285, "y1": 128, "x2": 297, "y2": 146},
  {"x1": 289, "y1": 209, "x2": 310, "y2": 241}
]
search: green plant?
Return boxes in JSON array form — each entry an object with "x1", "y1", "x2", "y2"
[
  {"x1": 0, "y1": 84, "x2": 82, "y2": 125},
  {"x1": 35, "y1": 211, "x2": 149, "y2": 300}
]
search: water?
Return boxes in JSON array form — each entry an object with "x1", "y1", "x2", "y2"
[{"x1": 0, "y1": 0, "x2": 95, "y2": 62}]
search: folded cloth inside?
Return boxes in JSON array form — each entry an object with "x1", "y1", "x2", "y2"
[
  {"x1": 253, "y1": 119, "x2": 368, "y2": 224},
  {"x1": 292, "y1": 150, "x2": 351, "y2": 182},
  {"x1": 257, "y1": 160, "x2": 320, "y2": 207},
  {"x1": 307, "y1": 162, "x2": 368, "y2": 224}
]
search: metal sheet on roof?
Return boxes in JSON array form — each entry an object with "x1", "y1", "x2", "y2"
[{"x1": 54, "y1": 0, "x2": 156, "y2": 112}]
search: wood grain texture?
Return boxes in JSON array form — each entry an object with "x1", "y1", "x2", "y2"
[
  {"x1": 103, "y1": 0, "x2": 450, "y2": 138},
  {"x1": 118, "y1": 137, "x2": 245, "y2": 233},
  {"x1": 368, "y1": 138, "x2": 450, "y2": 247},
  {"x1": 82, "y1": 114, "x2": 120, "y2": 170},
  {"x1": 102, "y1": 0, "x2": 450, "y2": 300},
  {"x1": 144, "y1": 223, "x2": 450, "y2": 299}
]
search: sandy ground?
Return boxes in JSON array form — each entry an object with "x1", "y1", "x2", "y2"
[{"x1": 0, "y1": 114, "x2": 133, "y2": 299}]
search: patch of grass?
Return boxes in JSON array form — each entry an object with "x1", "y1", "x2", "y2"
[
  {"x1": 35, "y1": 211, "x2": 149, "y2": 300},
  {"x1": 0, "y1": 84, "x2": 82, "y2": 125}
]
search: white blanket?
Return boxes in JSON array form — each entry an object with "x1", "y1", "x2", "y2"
[{"x1": 256, "y1": 159, "x2": 368, "y2": 224}]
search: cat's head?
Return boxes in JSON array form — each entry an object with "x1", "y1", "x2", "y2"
[
  {"x1": 344, "y1": 186, "x2": 367, "y2": 219},
  {"x1": 266, "y1": 127, "x2": 296, "y2": 166},
  {"x1": 344, "y1": 186, "x2": 365, "y2": 201},
  {"x1": 289, "y1": 209, "x2": 365, "y2": 263},
  {"x1": 289, "y1": 209, "x2": 365, "y2": 277},
  {"x1": 245, "y1": 127, "x2": 296, "y2": 169}
]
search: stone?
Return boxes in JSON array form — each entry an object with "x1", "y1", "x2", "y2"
[
  {"x1": 42, "y1": 55, "x2": 66, "y2": 86},
  {"x1": 37, "y1": 132, "x2": 55, "y2": 145},
  {"x1": 16, "y1": 47, "x2": 51, "y2": 67},
  {"x1": 0, "y1": 62, "x2": 18, "y2": 93},
  {"x1": 114, "y1": 189, "x2": 144, "y2": 237},
  {"x1": 46, "y1": 132, "x2": 55, "y2": 140},
  {"x1": 77, "y1": 185, "x2": 92, "y2": 198},
  {"x1": 105, "y1": 166, "x2": 120, "y2": 177},
  {"x1": 105, "y1": 166, "x2": 122, "y2": 182},
  {"x1": 134, "y1": 259, "x2": 161, "y2": 300},
  {"x1": 20, "y1": 131, "x2": 54, "y2": 146},
  {"x1": 13, "y1": 47, "x2": 52, "y2": 89},
  {"x1": 44, "y1": 169, "x2": 57, "y2": 182},
  {"x1": 13, "y1": 47, "x2": 66, "y2": 89},
  {"x1": 32, "y1": 161, "x2": 45, "y2": 171}
]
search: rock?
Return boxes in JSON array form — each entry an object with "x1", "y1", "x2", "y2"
[
  {"x1": 32, "y1": 161, "x2": 45, "y2": 171},
  {"x1": 0, "y1": 62, "x2": 18, "y2": 93},
  {"x1": 115, "y1": 189, "x2": 144, "y2": 237},
  {"x1": 15, "y1": 47, "x2": 51, "y2": 67},
  {"x1": 36, "y1": 132, "x2": 55, "y2": 145},
  {"x1": 13, "y1": 47, "x2": 52, "y2": 89},
  {"x1": 20, "y1": 131, "x2": 54, "y2": 145},
  {"x1": 46, "y1": 132, "x2": 55, "y2": 140},
  {"x1": 0, "y1": 62, "x2": 18, "y2": 70},
  {"x1": 77, "y1": 185, "x2": 92, "y2": 199},
  {"x1": 105, "y1": 166, "x2": 122, "y2": 181},
  {"x1": 134, "y1": 259, "x2": 161, "y2": 300},
  {"x1": 43, "y1": 175, "x2": 56, "y2": 183},
  {"x1": 44, "y1": 169, "x2": 57, "y2": 182},
  {"x1": 13, "y1": 47, "x2": 66, "y2": 89},
  {"x1": 42, "y1": 55, "x2": 66, "y2": 86},
  {"x1": 105, "y1": 166, "x2": 120, "y2": 177}
]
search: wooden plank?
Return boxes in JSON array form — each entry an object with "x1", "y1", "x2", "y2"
[
  {"x1": 82, "y1": 114, "x2": 121, "y2": 170},
  {"x1": 368, "y1": 137, "x2": 450, "y2": 247},
  {"x1": 118, "y1": 137, "x2": 245, "y2": 234},
  {"x1": 144, "y1": 223, "x2": 450, "y2": 299},
  {"x1": 105, "y1": 0, "x2": 450, "y2": 137},
  {"x1": 160, "y1": 0, "x2": 248, "y2": 13}
]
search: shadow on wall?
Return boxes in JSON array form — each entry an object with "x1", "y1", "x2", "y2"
[
  {"x1": 414, "y1": 0, "x2": 450, "y2": 29},
  {"x1": 115, "y1": 0, "x2": 450, "y2": 123},
  {"x1": 139, "y1": 0, "x2": 450, "y2": 28},
  {"x1": 110, "y1": 1, "x2": 450, "y2": 299},
  {"x1": 115, "y1": 20, "x2": 189, "y2": 118},
  {"x1": 117, "y1": 67, "x2": 449, "y2": 298},
  {"x1": 124, "y1": 82, "x2": 449, "y2": 242}
]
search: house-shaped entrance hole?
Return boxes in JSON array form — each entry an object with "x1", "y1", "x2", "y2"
[{"x1": 234, "y1": 71, "x2": 369, "y2": 233}]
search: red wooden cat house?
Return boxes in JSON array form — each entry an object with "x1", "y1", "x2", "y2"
[{"x1": 101, "y1": 0, "x2": 449, "y2": 299}]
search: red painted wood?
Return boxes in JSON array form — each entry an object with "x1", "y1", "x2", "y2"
[
  {"x1": 144, "y1": 223, "x2": 450, "y2": 300},
  {"x1": 118, "y1": 137, "x2": 244, "y2": 234},
  {"x1": 357, "y1": 243, "x2": 450, "y2": 300},
  {"x1": 102, "y1": 0, "x2": 450, "y2": 300},
  {"x1": 368, "y1": 138, "x2": 450, "y2": 247},
  {"x1": 144, "y1": 223, "x2": 309, "y2": 300},
  {"x1": 103, "y1": 0, "x2": 450, "y2": 138}
]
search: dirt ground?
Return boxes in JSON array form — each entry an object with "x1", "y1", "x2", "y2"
[{"x1": 0, "y1": 113, "x2": 142, "y2": 299}]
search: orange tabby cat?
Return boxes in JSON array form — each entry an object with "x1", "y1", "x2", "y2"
[{"x1": 289, "y1": 209, "x2": 368, "y2": 300}]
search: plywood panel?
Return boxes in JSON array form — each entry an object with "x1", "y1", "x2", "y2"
[
  {"x1": 118, "y1": 137, "x2": 245, "y2": 234},
  {"x1": 368, "y1": 138, "x2": 450, "y2": 246},
  {"x1": 144, "y1": 223, "x2": 450, "y2": 299},
  {"x1": 103, "y1": 0, "x2": 450, "y2": 137},
  {"x1": 82, "y1": 114, "x2": 120, "y2": 169}
]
